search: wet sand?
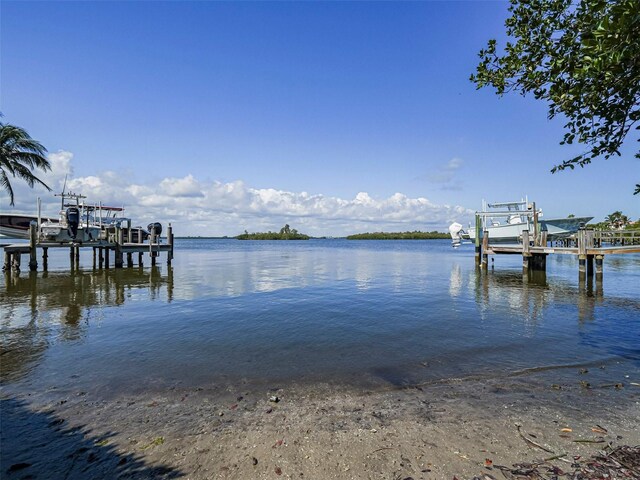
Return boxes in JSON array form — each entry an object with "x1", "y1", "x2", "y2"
[{"x1": 3, "y1": 372, "x2": 639, "y2": 479}]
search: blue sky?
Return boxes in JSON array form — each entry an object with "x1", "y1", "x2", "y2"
[{"x1": 1, "y1": 1, "x2": 638, "y2": 236}]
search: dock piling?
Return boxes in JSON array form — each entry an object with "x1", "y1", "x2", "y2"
[
  {"x1": 167, "y1": 223, "x2": 173, "y2": 265},
  {"x1": 115, "y1": 227, "x2": 124, "y2": 268},
  {"x1": 530, "y1": 254, "x2": 546, "y2": 271},
  {"x1": 522, "y1": 230, "x2": 531, "y2": 271},
  {"x1": 474, "y1": 214, "x2": 481, "y2": 267},
  {"x1": 29, "y1": 223, "x2": 38, "y2": 271},
  {"x1": 481, "y1": 230, "x2": 489, "y2": 269},
  {"x1": 13, "y1": 251, "x2": 21, "y2": 271},
  {"x1": 595, "y1": 255, "x2": 603, "y2": 279}
]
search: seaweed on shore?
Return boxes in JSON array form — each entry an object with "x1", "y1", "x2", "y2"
[{"x1": 471, "y1": 444, "x2": 639, "y2": 480}]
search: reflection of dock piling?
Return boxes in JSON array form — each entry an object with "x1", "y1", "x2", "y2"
[
  {"x1": 2, "y1": 223, "x2": 175, "y2": 274},
  {"x1": 475, "y1": 226, "x2": 640, "y2": 283}
]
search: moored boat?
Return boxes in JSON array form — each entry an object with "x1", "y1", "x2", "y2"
[
  {"x1": 3, "y1": 192, "x2": 156, "y2": 244},
  {"x1": 0, "y1": 213, "x2": 57, "y2": 239},
  {"x1": 39, "y1": 192, "x2": 102, "y2": 243},
  {"x1": 449, "y1": 197, "x2": 593, "y2": 246}
]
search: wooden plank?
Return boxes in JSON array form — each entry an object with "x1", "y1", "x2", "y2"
[
  {"x1": 3, "y1": 245, "x2": 31, "y2": 254},
  {"x1": 588, "y1": 246, "x2": 640, "y2": 255}
]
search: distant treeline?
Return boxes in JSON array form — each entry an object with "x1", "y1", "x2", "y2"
[
  {"x1": 346, "y1": 231, "x2": 449, "y2": 240},
  {"x1": 236, "y1": 224, "x2": 310, "y2": 240}
]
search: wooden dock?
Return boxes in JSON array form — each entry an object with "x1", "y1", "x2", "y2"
[
  {"x1": 476, "y1": 226, "x2": 640, "y2": 280},
  {"x1": 2, "y1": 223, "x2": 175, "y2": 273}
]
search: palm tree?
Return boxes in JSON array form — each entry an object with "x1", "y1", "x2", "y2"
[
  {"x1": 0, "y1": 119, "x2": 51, "y2": 206},
  {"x1": 605, "y1": 211, "x2": 630, "y2": 230}
]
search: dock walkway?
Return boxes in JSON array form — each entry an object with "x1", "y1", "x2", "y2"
[{"x1": 476, "y1": 226, "x2": 639, "y2": 281}]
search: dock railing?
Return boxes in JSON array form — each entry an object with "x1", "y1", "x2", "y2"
[
  {"x1": 476, "y1": 225, "x2": 640, "y2": 282},
  {"x1": 594, "y1": 229, "x2": 639, "y2": 246}
]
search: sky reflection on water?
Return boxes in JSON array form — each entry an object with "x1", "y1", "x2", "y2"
[{"x1": 1, "y1": 239, "x2": 638, "y2": 398}]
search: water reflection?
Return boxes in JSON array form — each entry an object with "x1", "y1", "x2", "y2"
[
  {"x1": 1, "y1": 241, "x2": 638, "y2": 396},
  {"x1": 0, "y1": 267, "x2": 174, "y2": 382},
  {"x1": 471, "y1": 267, "x2": 605, "y2": 327},
  {"x1": 449, "y1": 263, "x2": 462, "y2": 298},
  {"x1": 170, "y1": 247, "x2": 435, "y2": 299}
]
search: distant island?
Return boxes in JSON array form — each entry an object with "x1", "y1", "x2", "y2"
[
  {"x1": 346, "y1": 231, "x2": 450, "y2": 240},
  {"x1": 236, "y1": 224, "x2": 310, "y2": 240}
]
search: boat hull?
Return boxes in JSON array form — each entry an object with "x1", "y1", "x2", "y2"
[
  {"x1": 541, "y1": 217, "x2": 593, "y2": 239},
  {"x1": 40, "y1": 224, "x2": 102, "y2": 243},
  {"x1": 0, "y1": 214, "x2": 57, "y2": 239},
  {"x1": 468, "y1": 216, "x2": 594, "y2": 244}
]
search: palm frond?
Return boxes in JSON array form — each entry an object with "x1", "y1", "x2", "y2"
[
  {"x1": 0, "y1": 169, "x2": 16, "y2": 206},
  {"x1": 0, "y1": 121, "x2": 51, "y2": 204}
]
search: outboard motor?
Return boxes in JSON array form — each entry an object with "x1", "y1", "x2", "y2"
[
  {"x1": 448, "y1": 222, "x2": 465, "y2": 248},
  {"x1": 66, "y1": 207, "x2": 80, "y2": 239},
  {"x1": 147, "y1": 222, "x2": 162, "y2": 236}
]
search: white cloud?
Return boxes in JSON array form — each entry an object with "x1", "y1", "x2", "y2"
[
  {"x1": 159, "y1": 174, "x2": 204, "y2": 198},
  {"x1": 426, "y1": 157, "x2": 464, "y2": 189},
  {"x1": 4, "y1": 150, "x2": 475, "y2": 236}
]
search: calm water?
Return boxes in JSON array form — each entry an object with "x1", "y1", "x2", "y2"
[{"x1": 1, "y1": 239, "x2": 639, "y2": 398}]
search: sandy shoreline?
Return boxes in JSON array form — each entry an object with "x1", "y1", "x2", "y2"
[{"x1": 3, "y1": 372, "x2": 639, "y2": 479}]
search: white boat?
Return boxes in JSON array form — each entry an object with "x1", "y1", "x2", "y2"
[
  {"x1": 81, "y1": 204, "x2": 150, "y2": 243},
  {"x1": 39, "y1": 192, "x2": 102, "y2": 243},
  {"x1": 0, "y1": 213, "x2": 57, "y2": 239},
  {"x1": 2, "y1": 194, "x2": 155, "y2": 244},
  {"x1": 541, "y1": 217, "x2": 594, "y2": 239},
  {"x1": 450, "y1": 198, "x2": 593, "y2": 245}
]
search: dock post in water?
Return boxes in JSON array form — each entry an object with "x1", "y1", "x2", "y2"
[
  {"x1": 3, "y1": 250, "x2": 10, "y2": 271},
  {"x1": 530, "y1": 254, "x2": 546, "y2": 271},
  {"x1": 126, "y1": 220, "x2": 133, "y2": 267},
  {"x1": 167, "y1": 223, "x2": 173, "y2": 265},
  {"x1": 595, "y1": 255, "x2": 604, "y2": 278},
  {"x1": 585, "y1": 229, "x2": 594, "y2": 278},
  {"x1": 577, "y1": 228, "x2": 587, "y2": 280},
  {"x1": 42, "y1": 247, "x2": 48, "y2": 271},
  {"x1": 69, "y1": 246, "x2": 75, "y2": 270},
  {"x1": 474, "y1": 214, "x2": 481, "y2": 267},
  {"x1": 29, "y1": 222, "x2": 38, "y2": 271},
  {"x1": 522, "y1": 229, "x2": 531, "y2": 270},
  {"x1": 12, "y1": 251, "x2": 21, "y2": 271},
  {"x1": 149, "y1": 229, "x2": 156, "y2": 266},
  {"x1": 586, "y1": 255, "x2": 594, "y2": 277},
  {"x1": 481, "y1": 230, "x2": 489, "y2": 269},
  {"x1": 115, "y1": 227, "x2": 124, "y2": 268}
]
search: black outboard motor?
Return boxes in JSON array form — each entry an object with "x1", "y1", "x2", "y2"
[
  {"x1": 66, "y1": 207, "x2": 80, "y2": 239},
  {"x1": 147, "y1": 222, "x2": 162, "y2": 236}
]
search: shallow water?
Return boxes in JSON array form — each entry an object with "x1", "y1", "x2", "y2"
[{"x1": 1, "y1": 239, "x2": 639, "y2": 399}]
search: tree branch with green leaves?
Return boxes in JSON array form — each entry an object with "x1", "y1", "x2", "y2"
[{"x1": 471, "y1": 0, "x2": 639, "y2": 194}]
